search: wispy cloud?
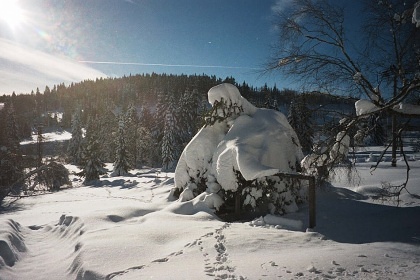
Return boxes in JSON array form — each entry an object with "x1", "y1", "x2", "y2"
[
  {"x1": 271, "y1": 0, "x2": 294, "y2": 13},
  {"x1": 0, "y1": 39, "x2": 106, "y2": 94},
  {"x1": 79, "y1": 60, "x2": 263, "y2": 71}
]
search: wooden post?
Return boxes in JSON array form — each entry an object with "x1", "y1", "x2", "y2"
[
  {"x1": 308, "y1": 176, "x2": 316, "y2": 229},
  {"x1": 274, "y1": 172, "x2": 317, "y2": 229}
]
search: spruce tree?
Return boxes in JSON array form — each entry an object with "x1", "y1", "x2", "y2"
[
  {"x1": 67, "y1": 108, "x2": 84, "y2": 165},
  {"x1": 80, "y1": 117, "x2": 105, "y2": 183},
  {"x1": 125, "y1": 103, "x2": 139, "y2": 167},
  {"x1": 161, "y1": 94, "x2": 178, "y2": 171},
  {"x1": 112, "y1": 114, "x2": 131, "y2": 176},
  {"x1": 368, "y1": 115, "x2": 385, "y2": 146},
  {"x1": 287, "y1": 95, "x2": 313, "y2": 154},
  {"x1": 137, "y1": 106, "x2": 156, "y2": 166},
  {"x1": 179, "y1": 88, "x2": 198, "y2": 145},
  {"x1": 0, "y1": 102, "x2": 23, "y2": 202},
  {"x1": 98, "y1": 102, "x2": 118, "y2": 162}
]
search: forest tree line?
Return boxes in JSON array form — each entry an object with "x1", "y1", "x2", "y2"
[{"x1": 0, "y1": 73, "x2": 363, "y2": 196}]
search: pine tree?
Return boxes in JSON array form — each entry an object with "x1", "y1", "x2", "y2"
[
  {"x1": 67, "y1": 108, "x2": 84, "y2": 165},
  {"x1": 161, "y1": 94, "x2": 178, "y2": 171},
  {"x1": 80, "y1": 117, "x2": 105, "y2": 183},
  {"x1": 287, "y1": 95, "x2": 313, "y2": 154},
  {"x1": 137, "y1": 106, "x2": 156, "y2": 166},
  {"x1": 0, "y1": 102, "x2": 23, "y2": 202},
  {"x1": 153, "y1": 89, "x2": 168, "y2": 142},
  {"x1": 112, "y1": 114, "x2": 131, "y2": 176},
  {"x1": 179, "y1": 88, "x2": 198, "y2": 146},
  {"x1": 368, "y1": 115, "x2": 385, "y2": 146},
  {"x1": 97, "y1": 102, "x2": 117, "y2": 162},
  {"x1": 125, "y1": 103, "x2": 139, "y2": 167}
]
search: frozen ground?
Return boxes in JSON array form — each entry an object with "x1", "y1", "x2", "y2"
[{"x1": 0, "y1": 156, "x2": 419, "y2": 279}]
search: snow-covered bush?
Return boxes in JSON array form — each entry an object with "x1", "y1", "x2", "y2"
[
  {"x1": 35, "y1": 161, "x2": 70, "y2": 191},
  {"x1": 174, "y1": 83, "x2": 305, "y2": 216}
]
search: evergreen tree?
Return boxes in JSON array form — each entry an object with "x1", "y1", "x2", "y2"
[
  {"x1": 0, "y1": 102, "x2": 24, "y2": 202},
  {"x1": 161, "y1": 94, "x2": 178, "y2": 171},
  {"x1": 287, "y1": 95, "x2": 313, "y2": 154},
  {"x1": 112, "y1": 114, "x2": 131, "y2": 176},
  {"x1": 153, "y1": 89, "x2": 168, "y2": 141},
  {"x1": 98, "y1": 102, "x2": 118, "y2": 162},
  {"x1": 80, "y1": 117, "x2": 105, "y2": 183},
  {"x1": 125, "y1": 103, "x2": 139, "y2": 167},
  {"x1": 368, "y1": 114, "x2": 385, "y2": 146},
  {"x1": 179, "y1": 88, "x2": 199, "y2": 146},
  {"x1": 67, "y1": 108, "x2": 84, "y2": 165},
  {"x1": 137, "y1": 106, "x2": 159, "y2": 166},
  {"x1": 137, "y1": 126, "x2": 155, "y2": 167}
]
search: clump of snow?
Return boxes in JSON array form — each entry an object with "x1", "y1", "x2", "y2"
[
  {"x1": 352, "y1": 72, "x2": 362, "y2": 84},
  {"x1": 355, "y1": 100, "x2": 380, "y2": 117},
  {"x1": 356, "y1": 100, "x2": 420, "y2": 117},
  {"x1": 175, "y1": 83, "x2": 304, "y2": 213},
  {"x1": 393, "y1": 103, "x2": 420, "y2": 115},
  {"x1": 330, "y1": 130, "x2": 350, "y2": 162}
]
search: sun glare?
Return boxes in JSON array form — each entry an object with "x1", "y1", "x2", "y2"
[{"x1": 0, "y1": 0, "x2": 25, "y2": 29}]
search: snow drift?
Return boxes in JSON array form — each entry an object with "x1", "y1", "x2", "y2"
[{"x1": 174, "y1": 83, "x2": 304, "y2": 214}]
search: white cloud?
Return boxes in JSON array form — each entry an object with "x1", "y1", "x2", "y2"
[
  {"x1": 0, "y1": 39, "x2": 106, "y2": 94},
  {"x1": 271, "y1": 0, "x2": 294, "y2": 13}
]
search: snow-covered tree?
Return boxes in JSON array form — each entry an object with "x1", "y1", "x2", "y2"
[
  {"x1": 137, "y1": 106, "x2": 157, "y2": 166},
  {"x1": 79, "y1": 117, "x2": 105, "y2": 183},
  {"x1": 367, "y1": 115, "x2": 386, "y2": 146},
  {"x1": 269, "y1": 0, "x2": 420, "y2": 191},
  {"x1": 97, "y1": 102, "x2": 117, "y2": 162},
  {"x1": 287, "y1": 95, "x2": 313, "y2": 154},
  {"x1": 0, "y1": 102, "x2": 24, "y2": 202},
  {"x1": 174, "y1": 84, "x2": 305, "y2": 216},
  {"x1": 112, "y1": 114, "x2": 131, "y2": 176},
  {"x1": 67, "y1": 108, "x2": 84, "y2": 165},
  {"x1": 161, "y1": 94, "x2": 179, "y2": 171},
  {"x1": 178, "y1": 88, "x2": 199, "y2": 145},
  {"x1": 153, "y1": 89, "x2": 168, "y2": 140},
  {"x1": 136, "y1": 125, "x2": 155, "y2": 167},
  {"x1": 125, "y1": 103, "x2": 139, "y2": 167}
]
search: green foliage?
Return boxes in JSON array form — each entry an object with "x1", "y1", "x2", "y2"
[{"x1": 223, "y1": 170, "x2": 303, "y2": 216}]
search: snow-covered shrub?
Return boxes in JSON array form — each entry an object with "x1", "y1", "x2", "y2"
[
  {"x1": 174, "y1": 83, "x2": 305, "y2": 216},
  {"x1": 35, "y1": 161, "x2": 70, "y2": 191}
]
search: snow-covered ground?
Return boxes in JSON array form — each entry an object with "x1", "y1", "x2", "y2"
[
  {"x1": 1, "y1": 155, "x2": 419, "y2": 280},
  {"x1": 20, "y1": 130, "x2": 71, "y2": 145}
]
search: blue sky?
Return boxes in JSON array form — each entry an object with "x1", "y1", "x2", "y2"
[{"x1": 0, "y1": 0, "x2": 293, "y2": 95}]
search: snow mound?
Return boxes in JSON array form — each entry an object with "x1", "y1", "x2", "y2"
[
  {"x1": 175, "y1": 83, "x2": 304, "y2": 213},
  {"x1": 0, "y1": 220, "x2": 26, "y2": 267}
]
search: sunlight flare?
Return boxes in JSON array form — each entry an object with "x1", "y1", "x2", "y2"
[{"x1": 0, "y1": 0, "x2": 25, "y2": 29}]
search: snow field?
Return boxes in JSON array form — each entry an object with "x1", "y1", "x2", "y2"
[{"x1": 0, "y1": 160, "x2": 419, "y2": 279}]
